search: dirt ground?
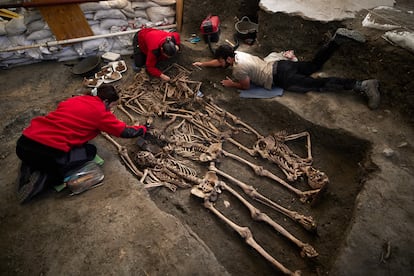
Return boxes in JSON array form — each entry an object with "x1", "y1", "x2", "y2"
[{"x1": 1, "y1": 0, "x2": 414, "y2": 275}]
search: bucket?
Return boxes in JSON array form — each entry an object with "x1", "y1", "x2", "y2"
[
  {"x1": 235, "y1": 16, "x2": 258, "y2": 44},
  {"x1": 71, "y1": 55, "x2": 102, "y2": 77}
]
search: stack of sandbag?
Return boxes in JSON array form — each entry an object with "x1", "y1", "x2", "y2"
[{"x1": 0, "y1": 0, "x2": 177, "y2": 68}]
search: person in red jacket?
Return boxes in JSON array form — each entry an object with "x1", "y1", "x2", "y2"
[
  {"x1": 132, "y1": 28, "x2": 181, "y2": 82},
  {"x1": 16, "y1": 84, "x2": 147, "y2": 203}
]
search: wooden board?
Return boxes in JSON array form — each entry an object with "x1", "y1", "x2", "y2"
[
  {"x1": 176, "y1": 0, "x2": 183, "y2": 32},
  {"x1": 35, "y1": 2, "x2": 93, "y2": 41}
]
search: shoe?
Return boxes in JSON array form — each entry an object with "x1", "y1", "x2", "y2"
[
  {"x1": 360, "y1": 79, "x2": 380, "y2": 109},
  {"x1": 93, "y1": 154, "x2": 104, "y2": 166},
  {"x1": 333, "y1": 28, "x2": 366, "y2": 44},
  {"x1": 17, "y1": 170, "x2": 41, "y2": 204},
  {"x1": 17, "y1": 162, "x2": 31, "y2": 190},
  {"x1": 132, "y1": 64, "x2": 142, "y2": 72}
]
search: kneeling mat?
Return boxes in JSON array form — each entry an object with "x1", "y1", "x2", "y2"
[{"x1": 239, "y1": 84, "x2": 283, "y2": 99}]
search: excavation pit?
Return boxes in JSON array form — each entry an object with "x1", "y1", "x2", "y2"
[{"x1": 126, "y1": 95, "x2": 373, "y2": 275}]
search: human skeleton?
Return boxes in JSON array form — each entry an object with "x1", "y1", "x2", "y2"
[{"x1": 102, "y1": 64, "x2": 329, "y2": 275}]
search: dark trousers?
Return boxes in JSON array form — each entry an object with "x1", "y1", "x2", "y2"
[
  {"x1": 132, "y1": 31, "x2": 146, "y2": 67},
  {"x1": 16, "y1": 135, "x2": 96, "y2": 185},
  {"x1": 273, "y1": 41, "x2": 356, "y2": 93}
]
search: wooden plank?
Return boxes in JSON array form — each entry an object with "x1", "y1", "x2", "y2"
[
  {"x1": 176, "y1": 0, "x2": 183, "y2": 32},
  {"x1": 35, "y1": 1, "x2": 93, "y2": 40},
  {"x1": 0, "y1": 1, "x2": 100, "y2": 8}
]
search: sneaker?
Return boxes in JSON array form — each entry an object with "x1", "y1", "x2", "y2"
[
  {"x1": 17, "y1": 162, "x2": 31, "y2": 190},
  {"x1": 17, "y1": 170, "x2": 41, "y2": 204},
  {"x1": 132, "y1": 64, "x2": 142, "y2": 72},
  {"x1": 333, "y1": 28, "x2": 366, "y2": 44},
  {"x1": 361, "y1": 79, "x2": 380, "y2": 109},
  {"x1": 93, "y1": 154, "x2": 104, "y2": 166}
]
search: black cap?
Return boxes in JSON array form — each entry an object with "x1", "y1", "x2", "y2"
[{"x1": 162, "y1": 37, "x2": 177, "y2": 57}]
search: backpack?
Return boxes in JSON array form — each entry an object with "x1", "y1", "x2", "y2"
[{"x1": 200, "y1": 15, "x2": 220, "y2": 55}]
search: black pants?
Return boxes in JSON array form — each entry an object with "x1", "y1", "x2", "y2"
[
  {"x1": 132, "y1": 31, "x2": 146, "y2": 67},
  {"x1": 16, "y1": 135, "x2": 96, "y2": 185},
  {"x1": 273, "y1": 41, "x2": 356, "y2": 93}
]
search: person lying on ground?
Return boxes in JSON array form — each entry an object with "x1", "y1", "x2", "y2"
[
  {"x1": 192, "y1": 28, "x2": 380, "y2": 110},
  {"x1": 15, "y1": 84, "x2": 148, "y2": 204},
  {"x1": 132, "y1": 27, "x2": 181, "y2": 82}
]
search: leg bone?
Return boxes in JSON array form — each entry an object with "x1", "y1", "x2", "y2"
[
  {"x1": 203, "y1": 199, "x2": 301, "y2": 276},
  {"x1": 209, "y1": 162, "x2": 317, "y2": 232},
  {"x1": 222, "y1": 149, "x2": 322, "y2": 204},
  {"x1": 100, "y1": 132, "x2": 143, "y2": 178},
  {"x1": 219, "y1": 181, "x2": 318, "y2": 258}
]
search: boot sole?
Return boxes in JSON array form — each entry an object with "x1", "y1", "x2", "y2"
[
  {"x1": 335, "y1": 28, "x2": 366, "y2": 43},
  {"x1": 367, "y1": 80, "x2": 380, "y2": 109},
  {"x1": 17, "y1": 170, "x2": 41, "y2": 204}
]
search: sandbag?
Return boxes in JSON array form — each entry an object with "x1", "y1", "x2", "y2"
[{"x1": 5, "y1": 17, "x2": 26, "y2": 35}]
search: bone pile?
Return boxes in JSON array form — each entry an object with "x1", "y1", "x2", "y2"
[{"x1": 102, "y1": 64, "x2": 329, "y2": 275}]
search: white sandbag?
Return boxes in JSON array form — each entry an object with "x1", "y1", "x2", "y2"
[
  {"x1": 82, "y1": 38, "x2": 112, "y2": 53},
  {"x1": 134, "y1": 9, "x2": 148, "y2": 19},
  {"x1": 146, "y1": 6, "x2": 175, "y2": 23},
  {"x1": 8, "y1": 34, "x2": 32, "y2": 47},
  {"x1": 26, "y1": 29, "x2": 53, "y2": 40},
  {"x1": 134, "y1": 17, "x2": 150, "y2": 26},
  {"x1": 26, "y1": 20, "x2": 46, "y2": 33},
  {"x1": 83, "y1": 12, "x2": 95, "y2": 20},
  {"x1": 5, "y1": 17, "x2": 27, "y2": 35},
  {"x1": 2, "y1": 56, "x2": 36, "y2": 67},
  {"x1": 111, "y1": 39, "x2": 133, "y2": 55},
  {"x1": 73, "y1": 43, "x2": 87, "y2": 56},
  {"x1": 0, "y1": 51, "x2": 14, "y2": 60},
  {"x1": 0, "y1": 36, "x2": 12, "y2": 48},
  {"x1": 94, "y1": 9, "x2": 127, "y2": 20},
  {"x1": 0, "y1": 37, "x2": 14, "y2": 59},
  {"x1": 23, "y1": 10, "x2": 42, "y2": 25},
  {"x1": 54, "y1": 46, "x2": 79, "y2": 59},
  {"x1": 100, "y1": 19, "x2": 128, "y2": 29},
  {"x1": 87, "y1": 20, "x2": 101, "y2": 26},
  {"x1": 25, "y1": 48, "x2": 43, "y2": 59},
  {"x1": 152, "y1": 0, "x2": 176, "y2": 5},
  {"x1": 40, "y1": 52, "x2": 57, "y2": 61},
  {"x1": 112, "y1": 31, "x2": 133, "y2": 47},
  {"x1": 132, "y1": 1, "x2": 159, "y2": 9},
  {"x1": 120, "y1": 2, "x2": 136, "y2": 18},
  {"x1": 79, "y1": 2, "x2": 111, "y2": 12},
  {"x1": 383, "y1": 31, "x2": 414, "y2": 54},
  {"x1": 121, "y1": 9, "x2": 136, "y2": 19},
  {"x1": 105, "y1": 0, "x2": 129, "y2": 9},
  {"x1": 0, "y1": 21, "x2": 6, "y2": 35},
  {"x1": 128, "y1": 18, "x2": 150, "y2": 29},
  {"x1": 36, "y1": 38, "x2": 59, "y2": 54},
  {"x1": 91, "y1": 24, "x2": 111, "y2": 35},
  {"x1": 165, "y1": 16, "x2": 175, "y2": 25},
  {"x1": 362, "y1": 11, "x2": 401, "y2": 31}
]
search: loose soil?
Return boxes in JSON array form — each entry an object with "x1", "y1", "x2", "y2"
[{"x1": 1, "y1": 1, "x2": 413, "y2": 275}]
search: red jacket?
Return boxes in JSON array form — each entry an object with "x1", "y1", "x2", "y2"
[
  {"x1": 137, "y1": 28, "x2": 181, "y2": 77},
  {"x1": 23, "y1": 95, "x2": 127, "y2": 152}
]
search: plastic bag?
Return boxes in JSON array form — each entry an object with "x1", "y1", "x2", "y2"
[{"x1": 64, "y1": 161, "x2": 104, "y2": 195}]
